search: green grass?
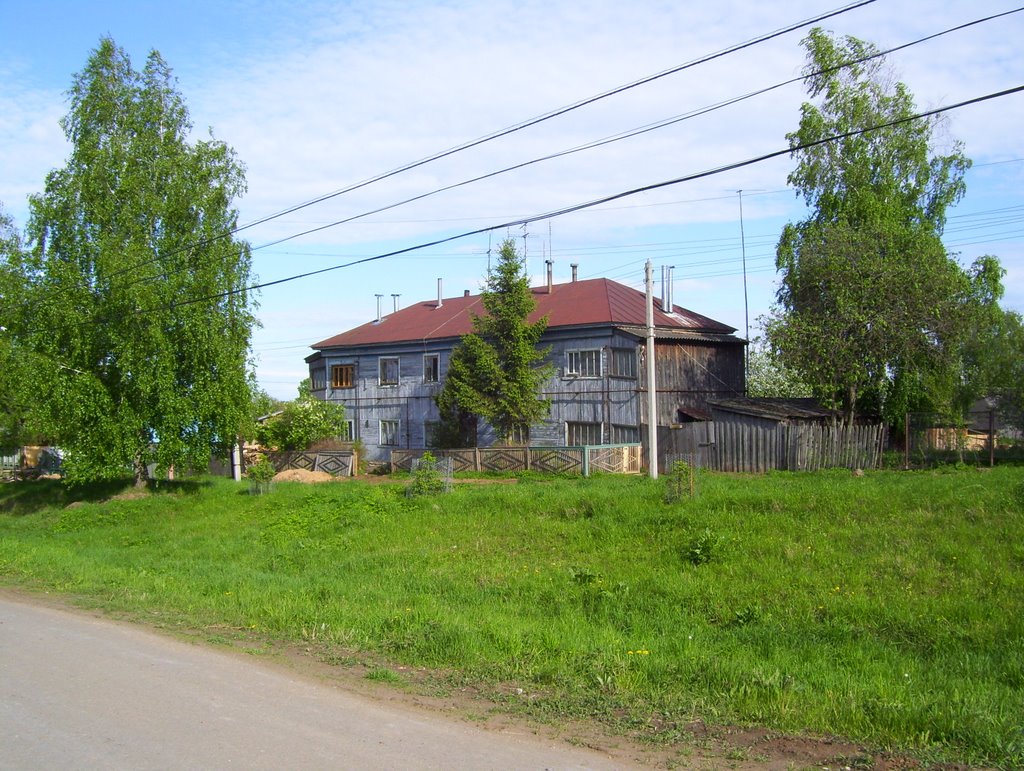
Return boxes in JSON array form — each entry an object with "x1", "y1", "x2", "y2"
[{"x1": 2, "y1": 468, "x2": 1023, "y2": 767}]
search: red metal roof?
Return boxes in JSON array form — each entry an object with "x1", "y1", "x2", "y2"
[{"x1": 312, "y1": 277, "x2": 735, "y2": 349}]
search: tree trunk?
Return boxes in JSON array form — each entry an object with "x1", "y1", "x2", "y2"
[
  {"x1": 845, "y1": 385, "x2": 858, "y2": 429},
  {"x1": 133, "y1": 452, "x2": 149, "y2": 489}
]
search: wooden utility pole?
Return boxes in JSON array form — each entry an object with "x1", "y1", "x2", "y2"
[{"x1": 645, "y1": 261, "x2": 658, "y2": 479}]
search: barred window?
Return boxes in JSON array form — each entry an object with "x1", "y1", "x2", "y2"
[
  {"x1": 310, "y1": 368, "x2": 326, "y2": 391},
  {"x1": 609, "y1": 347, "x2": 637, "y2": 379},
  {"x1": 566, "y1": 349, "x2": 601, "y2": 378},
  {"x1": 567, "y1": 421, "x2": 602, "y2": 446},
  {"x1": 610, "y1": 424, "x2": 640, "y2": 443}
]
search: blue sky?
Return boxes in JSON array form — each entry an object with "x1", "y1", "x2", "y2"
[{"x1": 2, "y1": 0, "x2": 1022, "y2": 399}]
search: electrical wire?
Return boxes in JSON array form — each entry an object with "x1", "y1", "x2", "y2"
[
  {"x1": 98, "y1": 0, "x2": 878, "y2": 286},
  {"x1": 118, "y1": 5, "x2": 1023, "y2": 295},
  {"x1": 139, "y1": 84, "x2": 1024, "y2": 316}
]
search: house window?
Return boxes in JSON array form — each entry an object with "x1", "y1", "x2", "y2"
[
  {"x1": 567, "y1": 421, "x2": 602, "y2": 446},
  {"x1": 342, "y1": 420, "x2": 354, "y2": 441},
  {"x1": 331, "y1": 364, "x2": 355, "y2": 389},
  {"x1": 610, "y1": 424, "x2": 640, "y2": 443},
  {"x1": 566, "y1": 349, "x2": 601, "y2": 378},
  {"x1": 380, "y1": 420, "x2": 400, "y2": 446},
  {"x1": 609, "y1": 347, "x2": 637, "y2": 379},
  {"x1": 423, "y1": 354, "x2": 440, "y2": 383},
  {"x1": 424, "y1": 420, "x2": 440, "y2": 447},
  {"x1": 310, "y1": 368, "x2": 326, "y2": 391},
  {"x1": 379, "y1": 357, "x2": 399, "y2": 386}
]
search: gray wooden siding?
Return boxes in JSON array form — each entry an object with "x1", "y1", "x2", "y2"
[{"x1": 309, "y1": 329, "x2": 742, "y2": 461}]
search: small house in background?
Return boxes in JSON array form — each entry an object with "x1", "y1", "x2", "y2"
[{"x1": 306, "y1": 272, "x2": 746, "y2": 463}]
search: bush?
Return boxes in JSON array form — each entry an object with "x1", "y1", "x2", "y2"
[
  {"x1": 246, "y1": 455, "x2": 277, "y2": 484},
  {"x1": 407, "y1": 451, "x2": 449, "y2": 497}
]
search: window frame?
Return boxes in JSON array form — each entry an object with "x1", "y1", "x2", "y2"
[
  {"x1": 610, "y1": 424, "x2": 640, "y2": 444},
  {"x1": 565, "y1": 349, "x2": 602, "y2": 378},
  {"x1": 379, "y1": 419, "x2": 400, "y2": 446},
  {"x1": 566, "y1": 421, "x2": 603, "y2": 446},
  {"x1": 608, "y1": 347, "x2": 637, "y2": 379},
  {"x1": 378, "y1": 356, "x2": 400, "y2": 386},
  {"x1": 423, "y1": 420, "x2": 440, "y2": 448},
  {"x1": 423, "y1": 353, "x2": 440, "y2": 383},
  {"x1": 310, "y1": 368, "x2": 327, "y2": 391},
  {"x1": 331, "y1": 363, "x2": 355, "y2": 389}
]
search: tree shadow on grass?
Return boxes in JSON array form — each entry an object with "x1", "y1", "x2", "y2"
[{"x1": 0, "y1": 477, "x2": 210, "y2": 515}]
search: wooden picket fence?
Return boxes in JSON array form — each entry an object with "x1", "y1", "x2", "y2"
[
  {"x1": 392, "y1": 444, "x2": 642, "y2": 477},
  {"x1": 711, "y1": 421, "x2": 887, "y2": 473}
]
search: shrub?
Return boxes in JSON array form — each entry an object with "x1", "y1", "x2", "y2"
[{"x1": 407, "y1": 451, "x2": 448, "y2": 497}]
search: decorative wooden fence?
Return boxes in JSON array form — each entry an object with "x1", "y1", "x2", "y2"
[
  {"x1": 267, "y1": 450, "x2": 355, "y2": 477},
  {"x1": 391, "y1": 444, "x2": 642, "y2": 477}
]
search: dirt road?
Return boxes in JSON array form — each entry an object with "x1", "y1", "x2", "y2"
[{"x1": 0, "y1": 594, "x2": 632, "y2": 770}]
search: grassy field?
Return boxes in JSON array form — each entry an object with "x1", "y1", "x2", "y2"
[{"x1": 1, "y1": 467, "x2": 1022, "y2": 767}]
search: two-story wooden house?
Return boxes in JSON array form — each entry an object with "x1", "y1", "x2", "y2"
[{"x1": 307, "y1": 275, "x2": 745, "y2": 461}]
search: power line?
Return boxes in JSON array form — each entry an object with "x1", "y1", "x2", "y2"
[
  {"x1": 123, "y1": 5, "x2": 1023, "y2": 294},
  {"x1": 139, "y1": 84, "x2": 1024, "y2": 316},
  {"x1": 99, "y1": 1, "x2": 878, "y2": 286},
  {"x1": 230, "y1": 0, "x2": 876, "y2": 235}
]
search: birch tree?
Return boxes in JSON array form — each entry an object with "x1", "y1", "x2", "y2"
[{"x1": 18, "y1": 37, "x2": 256, "y2": 484}]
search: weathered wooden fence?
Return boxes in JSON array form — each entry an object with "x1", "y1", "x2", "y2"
[
  {"x1": 391, "y1": 444, "x2": 642, "y2": 476},
  {"x1": 710, "y1": 421, "x2": 886, "y2": 472}
]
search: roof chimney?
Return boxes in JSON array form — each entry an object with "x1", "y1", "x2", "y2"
[
  {"x1": 570, "y1": 263, "x2": 578, "y2": 282},
  {"x1": 667, "y1": 265, "x2": 675, "y2": 312},
  {"x1": 375, "y1": 293, "x2": 384, "y2": 323},
  {"x1": 436, "y1": 278, "x2": 443, "y2": 308},
  {"x1": 463, "y1": 289, "x2": 470, "y2": 297},
  {"x1": 545, "y1": 259, "x2": 553, "y2": 293},
  {"x1": 391, "y1": 293, "x2": 400, "y2": 313}
]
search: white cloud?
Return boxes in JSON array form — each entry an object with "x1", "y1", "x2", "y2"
[{"x1": 2, "y1": 0, "x2": 1022, "y2": 397}]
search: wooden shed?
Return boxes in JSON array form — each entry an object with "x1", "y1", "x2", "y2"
[{"x1": 708, "y1": 398, "x2": 886, "y2": 472}]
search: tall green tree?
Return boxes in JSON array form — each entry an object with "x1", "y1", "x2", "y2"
[
  {"x1": 0, "y1": 204, "x2": 41, "y2": 453},
  {"x1": 957, "y1": 257, "x2": 1024, "y2": 422},
  {"x1": 435, "y1": 239, "x2": 552, "y2": 445},
  {"x1": 16, "y1": 38, "x2": 255, "y2": 484},
  {"x1": 767, "y1": 28, "x2": 983, "y2": 425}
]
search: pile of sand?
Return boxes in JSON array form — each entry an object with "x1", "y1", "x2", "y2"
[{"x1": 273, "y1": 468, "x2": 337, "y2": 483}]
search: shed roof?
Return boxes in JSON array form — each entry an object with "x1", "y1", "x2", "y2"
[
  {"x1": 709, "y1": 397, "x2": 838, "y2": 422},
  {"x1": 312, "y1": 277, "x2": 736, "y2": 350}
]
